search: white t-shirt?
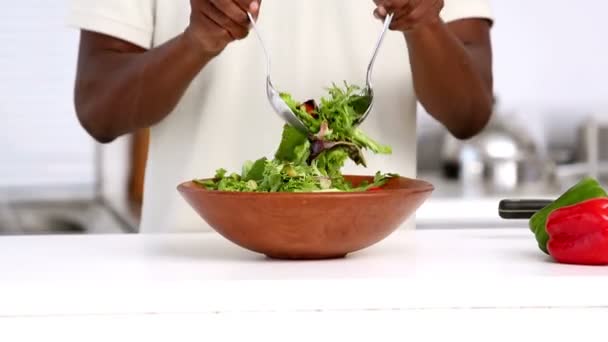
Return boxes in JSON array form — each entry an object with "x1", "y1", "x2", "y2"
[{"x1": 68, "y1": 0, "x2": 492, "y2": 233}]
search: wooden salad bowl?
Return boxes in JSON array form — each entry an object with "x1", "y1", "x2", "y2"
[{"x1": 177, "y1": 175, "x2": 434, "y2": 260}]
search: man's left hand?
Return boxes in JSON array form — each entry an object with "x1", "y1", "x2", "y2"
[{"x1": 373, "y1": 0, "x2": 444, "y2": 32}]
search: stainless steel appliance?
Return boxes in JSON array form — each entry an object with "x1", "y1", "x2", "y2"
[{"x1": 439, "y1": 108, "x2": 553, "y2": 193}]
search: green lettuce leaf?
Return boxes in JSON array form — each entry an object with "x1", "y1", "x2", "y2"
[
  {"x1": 274, "y1": 125, "x2": 310, "y2": 163},
  {"x1": 242, "y1": 158, "x2": 268, "y2": 182},
  {"x1": 351, "y1": 129, "x2": 392, "y2": 154}
]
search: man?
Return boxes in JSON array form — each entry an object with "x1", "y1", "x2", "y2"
[{"x1": 68, "y1": 0, "x2": 494, "y2": 233}]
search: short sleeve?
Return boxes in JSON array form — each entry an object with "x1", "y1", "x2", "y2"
[
  {"x1": 67, "y1": 0, "x2": 155, "y2": 49},
  {"x1": 440, "y1": 0, "x2": 494, "y2": 24}
]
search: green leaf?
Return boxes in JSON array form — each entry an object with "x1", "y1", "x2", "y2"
[
  {"x1": 293, "y1": 142, "x2": 311, "y2": 165},
  {"x1": 215, "y1": 168, "x2": 227, "y2": 179},
  {"x1": 274, "y1": 125, "x2": 310, "y2": 163},
  {"x1": 245, "y1": 180, "x2": 258, "y2": 191},
  {"x1": 349, "y1": 94, "x2": 372, "y2": 115},
  {"x1": 345, "y1": 172, "x2": 398, "y2": 192},
  {"x1": 193, "y1": 179, "x2": 218, "y2": 190},
  {"x1": 280, "y1": 93, "x2": 320, "y2": 133},
  {"x1": 241, "y1": 161, "x2": 253, "y2": 179},
  {"x1": 351, "y1": 129, "x2": 392, "y2": 154},
  {"x1": 329, "y1": 143, "x2": 367, "y2": 167},
  {"x1": 243, "y1": 158, "x2": 268, "y2": 182},
  {"x1": 314, "y1": 149, "x2": 349, "y2": 178}
]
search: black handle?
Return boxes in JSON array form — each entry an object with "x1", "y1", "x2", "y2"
[{"x1": 498, "y1": 199, "x2": 554, "y2": 219}]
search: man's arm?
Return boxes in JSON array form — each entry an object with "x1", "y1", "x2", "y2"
[
  {"x1": 75, "y1": 30, "x2": 213, "y2": 143},
  {"x1": 74, "y1": 0, "x2": 259, "y2": 143},
  {"x1": 405, "y1": 18, "x2": 493, "y2": 139},
  {"x1": 374, "y1": 1, "x2": 493, "y2": 139}
]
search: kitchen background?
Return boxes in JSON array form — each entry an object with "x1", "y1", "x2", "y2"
[{"x1": 0, "y1": 0, "x2": 606, "y2": 234}]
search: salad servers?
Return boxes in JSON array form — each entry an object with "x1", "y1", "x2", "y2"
[
  {"x1": 247, "y1": 11, "x2": 394, "y2": 134},
  {"x1": 247, "y1": 12, "x2": 310, "y2": 135}
]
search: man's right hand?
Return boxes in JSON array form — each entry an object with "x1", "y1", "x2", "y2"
[
  {"x1": 74, "y1": 0, "x2": 261, "y2": 143},
  {"x1": 187, "y1": 0, "x2": 261, "y2": 55}
]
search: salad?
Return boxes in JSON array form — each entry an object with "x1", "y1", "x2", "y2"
[{"x1": 194, "y1": 82, "x2": 397, "y2": 192}]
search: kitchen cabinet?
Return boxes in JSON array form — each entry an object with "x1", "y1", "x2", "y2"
[{"x1": 1, "y1": 228, "x2": 607, "y2": 341}]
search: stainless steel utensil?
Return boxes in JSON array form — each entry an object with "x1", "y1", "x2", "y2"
[
  {"x1": 247, "y1": 12, "x2": 310, "y2": 135},
  {"x1": 440, "y1": 106, "x2": 551, "y2": 192},
  {"x1": 354, "y1": 12, "x2": 394, "y2": 127}
]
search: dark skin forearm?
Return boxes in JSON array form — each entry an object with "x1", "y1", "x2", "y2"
[
  {"x1": 405, "y1": 19, "x2": 494, "y2": 139},
  {"x1": 373, "y1": 0, "x2": 494, "y2": 139},
  {"x1": 75, "y1": 0, "x2": 260, "y2": 143},
  {"x1": 74, "y1": 29, "x2": 214, "y2": 143}
]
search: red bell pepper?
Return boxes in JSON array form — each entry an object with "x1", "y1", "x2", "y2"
[{"x1": 546, "y1": 198, "x2": 608, "y2": 265}]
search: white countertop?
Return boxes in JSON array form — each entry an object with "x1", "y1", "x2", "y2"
[
  {"x1": 416, "y1": 197, "x2": 518, "y2": 227},
  {"x1": 2, "y1": 228, "x2": 608, "y2": 341},
  {"x1": 3, "y1": 228, "x2": 608, "y2": 313}
]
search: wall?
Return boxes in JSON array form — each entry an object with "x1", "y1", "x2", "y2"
[
  {"x1": 490, "y1": 0, "x2": 608, "y2": 143},
  {"x1": 418, "y1": 0, "x2": 608, "y2": 170},
  {"x1": 0, "y1": 0, "x2": 95, "y2": 190},
  {"x1": 0, "y1": 1, "x2": 129, "y2": 203}
]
